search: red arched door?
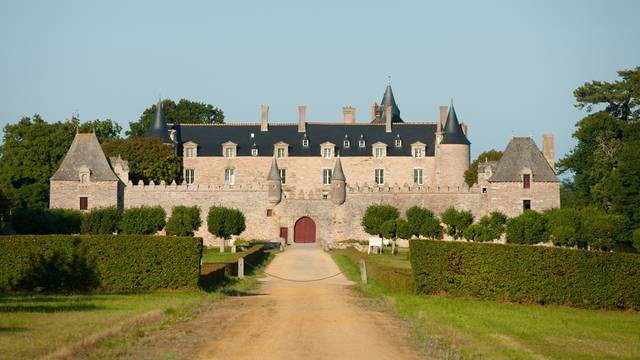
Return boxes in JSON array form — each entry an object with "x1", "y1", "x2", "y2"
[{"x1": 294, "y1": 217, "x2": 316, "y2": 243}]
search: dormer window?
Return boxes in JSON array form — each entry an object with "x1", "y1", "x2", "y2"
[
  {"x1": 302, "y1": 139, "x2": 309, "y2": 147},
  {"x1": 251, "y1": 148, "x2": 259, "y2": 156},
  {"x1": 343, "y1": 139, "x2": 350, "y2": 148},
  {"x1": 274, "y1": 142, "x2": 289, "y2": 159},
  {"x1": 372, "y1": 142, "x2": 387, "y2": 159},
  {"x1": 320, "y1": 142, "x2": 335, "y2": 159},
  {"x1": 411, "y1": 142, "x2": 426, "y2": 158},
  {"x1": 395, "y1": 135, "x2": 403, "y2": 148},
  {"x1": 183, "y1": 141, "x2": 198, "y2": 158},
  {"x1": 358, "y1": 138, "x2": 366, "y2": 148},
  {"x1": 222, "y1": 141, "x2": 237, "y2": 158}
]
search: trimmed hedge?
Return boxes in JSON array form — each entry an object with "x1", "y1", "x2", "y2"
[
  {"x1": 0, "y1": 235, "x2": 202, "y2": 292},
  {"x1": 12, "y1": 208, "x2": 83, "y2": 234},
  {"x1": 119, "y1": 206, "x2": 166, "y2": 235},
  {"x1": 410, "y1": 240, "x2": 640, "y2": 309},
  {"x1": 342, "y1": 247, "x2": 414, "y2": 294},
  {"x1": 81, "y1": 207, "x2": 121, "y2": 234}
]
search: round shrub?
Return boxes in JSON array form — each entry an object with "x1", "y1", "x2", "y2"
[
  {"x1": 406, "y1": 206, "x2": 435, "y2": 236},
  {"x1": 544, "y1": 208, "x2": 581, "y2": 247},
  {"x1": 166, "y1": 206, "x2": 202, "y2": 236},
  {"x1": 380, "y1": 219, "x2": 397, "y2": 239},
  {"x1": 419, "y1": 216, "x2": 443, "y2": 239},
  {"x1": 396, "y1": 219, "x2": 413, "y2": 240},
  {"x1": 119, "y1": 206, "x2": 166, "y2": 235},
  {"x1": 207, "y1": 206, "x2": 246, "y2": 239},
  {"x1": 81, "y1": 207, "x2": 122, "y2": 234},
  {"x1": 361, "y1": 204, "x2": 399, "y2": 236},
  {"x1": 506, "y1": 210, "x2": 547, "y2": 245},
  {"x1": 441, "y1": 207, "x2": 473, "y2": 240},
  {"x1": 579, "y1": 207, "x2": 628, "y2": 251}
]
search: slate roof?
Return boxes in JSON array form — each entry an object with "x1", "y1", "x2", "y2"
[
  {"x1": 267, "y1": 157, "x2": 281, "y2": 181},
  {"x1": 146, "y1": 101, "x2": 172, "y2": 143},
  {"x1": 51, "y1": 133, "x2": 119, "y2": 182},
  {"x1": 332, "y1": 156, "x2": 345, "y2": 181},
  {"x1": 441, "y1": 103, "x2": 470, "y2": 145},
  {"x1": 174, "y1": 122, "x2": 437, "y2": 157},
  {"x1": 490, "y1": 137, "x2": 558, "y2": 182},
  {"x1": 372, "y1": 83, "x2": 403, "y2": 123}
]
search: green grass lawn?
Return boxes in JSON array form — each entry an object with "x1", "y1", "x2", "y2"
[
  {"x1": 0, "y1": 291, "x2": 217, "y2": 360},
  {"x1": 201, "y1": 246, "x2": 243, "y2": 263},
  {"x1": 367, "y1": 246, "x2": 412, "y2": 269},
  {"x1": 332, "y1": 251, "x2": 640, "y2": 360}
]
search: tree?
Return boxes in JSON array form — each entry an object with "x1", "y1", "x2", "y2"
[
  {"x1": 207, "y1": 206, "x2": 246, "y2": 252},
  {"x1": 0, "y1": 115, "x2": 121, "y2": 209},
  {"x1": 505, "y1": 210, "x2": 547, "y2": 245},
  {"x1": 166, "y1": 206, "x2": 202, "y2": 236},
  {"x1": 464, "y1": 150, "x2": 503, "y2": 187},
  {"x1": 579, "y1": 207, "x2": 628, "y2": 251},
  {"x1": 544, "y1": 208, "x2": 581, "y2": 247},
  {"x1": 127, "y1": 99, "x2": 224, "y2": 137},
  {"x1": 102, "y1": 137, "x2": 181, "y2": 184},
  {"x1": 464, "y1": 211, "x2": 507, "y2": 242},
  {"x1": 119, "y1": 206, "x2": 166, "y2": 235},
  {"x1": 441, "y1": 207, "x2": 473, "y2": 240},
  {"x1": 361, "y1": 204, "x2": 400, "y2": 237},
  {"x1": 80, "y1": 207, "x2": 122, "y2": 234},
  {"x1": 405, "y1": 206, "x2": 442, "y2": 239}
]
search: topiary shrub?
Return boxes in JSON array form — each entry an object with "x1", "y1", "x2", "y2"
[
  {"x1": 506, "y1": 210, "x2": 547, "y2": 245},
  {"x1": 12, "y1": 208, "x2": 83, "y2": 234},
  {"x1": 81, "y1": 207, "x2": 122, "y2": 234},
  {"x1": 544, "y1": 208, "x2": 582, "y2": 247},
  {"x1": 464, "y1": 211, "x2": 507, "y2": 242},
  {"x1": 579, "y1": 207, "x2": 628, "y2": 251},
  {"x1": 406, "y1": 206, "x2": 433, "y2": 236},
  {"x1": 361, "y1": 204, "x2": 399, "y2": 237},
  {"x1": 207, "y1": 206, "x2": 246, "y2": 240},
  {"x1": 396, "y1": 219, "x2": 413, "y2": 240},
  {"x1": 166, "y1": 206, "x2": 202, "y2": 236},
  {"x1": 440, "y1": 207, "x2": 473, "y2": 239},
  {"x1": 119, "y1": 206, "x2": 166, "y2": 235}
]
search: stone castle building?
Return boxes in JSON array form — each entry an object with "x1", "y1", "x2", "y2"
[{"x1": 50, "y1": 83, "x2": 560, "y2": 245}]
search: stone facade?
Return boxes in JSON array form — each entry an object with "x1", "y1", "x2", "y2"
[{"x1": 49, "y1": 86, "x2": 561, "y2": 246}]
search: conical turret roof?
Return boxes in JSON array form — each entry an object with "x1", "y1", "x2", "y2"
[
  {"x1": 332, "y1": 156, "x2": 345, "y2": 181},
  {"x1": 267, "y1": 157, "x2": 281, "y2": 181},
  {"x1": 372, "y1": 81, "x2": 402, "y2": 123},
  {"x1": 51, "y1": 133, "x2": 119, "y2": 181},
  {"x1": 146, "y1": 100, "x2": 172, "y2": 143},
  {"x1": 441, "y1": 102, "x2": 470, "y2": 145}
]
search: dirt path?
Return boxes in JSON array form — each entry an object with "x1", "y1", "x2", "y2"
[{"x1": 96, "y1": 245, "x2": 427, "y2": 360}]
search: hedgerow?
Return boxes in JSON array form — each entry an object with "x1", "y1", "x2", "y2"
[
  {"x1": 80, "y1": 207, "x2": 121, "y2": 234},
  {"x1": 410, "y1": 240, "x2": 640, "y2": 309},
  {"x1": 11, "y1": 208, "x2": 83, "y2": 234},
  {"x1": 341, "y1": 247, "x2": 414, "y2": 294},
  {"x1": 0, "y1": 235, "x2": 202, "y2": 292}
]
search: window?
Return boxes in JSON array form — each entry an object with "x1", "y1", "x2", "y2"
[
  {"x1": 375, "y1": 147, "x2": 385, "y2": 159},
  {"x1": 224, "y1": 168, "x2": 235, "y2": 185},
  {"x1": 79, "y1": 197, "x2": 88, "y2": 210},
  {"x1": 279, "y1": 169, "x2": 286, "y2": 185},
  {"x1": 266, "y1": 209, "x2": 273, "y2": 217},
  {"x1": 322, "y1": 147, "x2": 333, "y2": 159},
  {"x1": 375, "y1": 169, "x2": 384, "y2": 185},
  {"x1": 358, "y1": 139, "x2": 366, "y2": 148},
  {"x1": 323, "y1": 169, "x2": 332, "y2": 185},
  {"x1": 185, "y1": 148, "x2": 194, "y2": 158},
  {"x1": 302, "y1": 139, "x2": 309, "y2": 147},
  {"x1": 343, "y1": 139, "x2": 350, "y2": 148},
  {"x1": 482, "y1": 187, "x2": 487, "y2": 193},
  {"x1": 395, "y1": 139, "x2": 402, "y2": 147},
  {"x1": 277, "y1": 148, "x2": 286, "y2": 159},
  {"x1": 413, "y1": 148, "x2": 423, "y2": 158},
  {"x1": 251, "y1": 148, "x2": 258, "y2": 156},
  {"x1": 322, "y1": 193, "x2": 328, "y2": 200},
  {"x1": 185, "y1": 169, "x2": 195, "y2": 184},
  {"x1": 523, "y1": 199, "x2": 531, "y2": 211},
  {"x1": 523, "y1": 174, "x2": 531, "y2": 189},
  {"x1": 225, "y1": 147, "x2": 233, "y2": 158},
  {"x1": 413, "y1": 168, "x2": 423, "y2": 185}
]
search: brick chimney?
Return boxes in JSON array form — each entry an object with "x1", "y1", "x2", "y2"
[
  {"x1": 542, "y1": 133, "x2": 555, "y2": 171},
  {"x1": 298, "y1": 105, "x2": 306, "y2": 133},
  {"x1": 439, "y1": 105, "x2": 448, "y2": 127},
  {"x1": 342, "y1": 106, "x2": 356, "y2": 124},
  {"x1": 371, "y1": 102, "x2": 378, "y2": 121},
  {"x1": 385, "y1": 105, "x2": 392, "y2": 133},
  {"x1": 260, "y1": 105, "x2": 269, "y2": 132}
]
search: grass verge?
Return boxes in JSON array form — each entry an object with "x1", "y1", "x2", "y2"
[{"x1": 331, "y1": 250, "x2": 640, "y2": 360}]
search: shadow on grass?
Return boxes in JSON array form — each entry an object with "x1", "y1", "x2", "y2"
[
  {"x1": 0, "y1": 326, "x2": 27, "y2": 333},
  {"x1": 0, "y1": 302, "x2": 103, "y2": 313}
]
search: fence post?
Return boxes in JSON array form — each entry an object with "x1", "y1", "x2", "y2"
[
  {"x1": 238, "y1": 257, "x2": 245, "y2": 279},
  {"x1": 359, "y1": 259, "x2": 367, "y2": 284}
]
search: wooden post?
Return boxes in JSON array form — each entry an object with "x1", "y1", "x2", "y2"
[
  {"x1": 238, "y1": 257, "x2": 245, "y2": 279},
  {"x1": 359, "y1": 259, "x2": 367, "y2": 284}
]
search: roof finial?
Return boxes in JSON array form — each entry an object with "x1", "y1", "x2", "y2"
[
  {"x1": 387, "y1": 75, "x2": 391, "y2": 85},
  {"x1": 450, "y1": 98, "x2": 454, "y2": 106}
]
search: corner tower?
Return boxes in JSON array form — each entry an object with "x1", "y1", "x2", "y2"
[
  {"x1": 436, "y1": 102, "x2": 470, "y2": 187},
  {"x1": 371, "y1": 80, "x2": 403, "y2": 124},
  {"x1": 146, "y1": 100, "x2": 173, "y2": 144},
  {"x1": 331, "y1": 156, "x2": 346, "y2": 205},
  {"x1": 267, "y1": 157, "x2": 282, "y2": 205}
]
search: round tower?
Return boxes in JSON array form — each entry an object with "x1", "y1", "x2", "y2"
[
  {"x1": 436, "y1": 102, "x2": 470, "y2": 188},
  {"x1": 331, "y1": 156, "x2": 346, "y2": 205}
]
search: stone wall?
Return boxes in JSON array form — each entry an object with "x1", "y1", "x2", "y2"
[
  {"x1": 49, "y1": 180, "x2": 118, "y2": 210},
  {"x1": 486, "y1": 181, "x2": 560, "y2": 218}
]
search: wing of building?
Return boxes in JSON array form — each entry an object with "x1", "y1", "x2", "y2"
[{"x1": 50, "y1": 83, "x2": 559, "y2": 245}]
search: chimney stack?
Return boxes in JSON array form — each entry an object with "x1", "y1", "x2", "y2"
[
  {"x1": 371, "y1": 102, "x2": 378, "y2": 121},
  {"x1": 542, "y1": 133, "x2": 555, "y2": 171},
  {"x1": 439, "y1": 105, "x2": 448, "y2": 127},
  {"x1": 298, "y1": 105, "x2": 306, "y2": 133},
  {"x1": 342, "y1": 106, "x2": 356, "y2": 124},
  {"x1": 385, "y1": 105, "x2": 392, "y2": 133},
  {"x1": 260, "y1": 105, "x2": 269, "y2": 132}
]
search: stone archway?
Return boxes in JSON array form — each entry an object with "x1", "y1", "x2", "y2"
[{"x1": 294, "y1": 216, "x2": 316, "y2": 243}]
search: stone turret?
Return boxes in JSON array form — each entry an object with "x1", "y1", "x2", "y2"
[
  {"x1": 331, "y1": 156, "x2": 346, "y2": 205},
  {"x1": 267, "y1": 157, "x2": 282, "y2": 205},
  {"x1": 436, "y1": 101, "x2": 471, "y2": 187},
  {"x1": 372, "y1": 80, "x2": 403, "y2": 124},
  {"x1": 146, "y1": 100, "x2": 173, "y2": 144}
]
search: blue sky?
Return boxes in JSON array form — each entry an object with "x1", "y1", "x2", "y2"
[{"x1": 1, "y1": 0, "x2": 638, "y2": 161}]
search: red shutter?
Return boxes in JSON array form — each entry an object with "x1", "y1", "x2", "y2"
[
  {"x1": 523, "y1": 174, "x2": 531, "y2": 189},
  {"x1": 79, "y1": 197, "x2": 88, "y2": 210}
]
